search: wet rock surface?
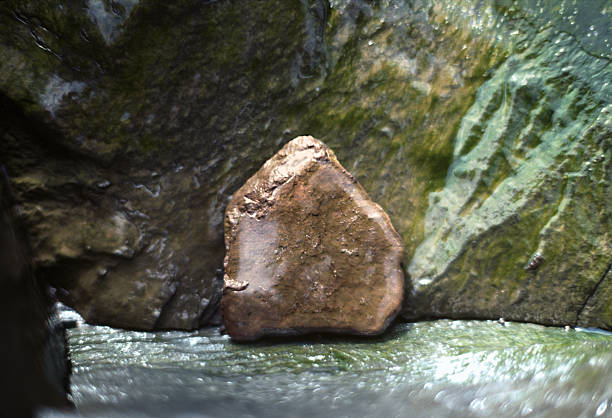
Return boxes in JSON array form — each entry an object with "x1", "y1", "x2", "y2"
[
  {"x1": 0, "y1": 0, "x2": 610, "y2": 331},
  {"x1": 403, "y1": 3, "x2": 612, "y2": 328},
  {"x1": 0, "y1": 0, "x2": 323, "y2": 330},
  {"x1": 222, "y1": 136, "x2": 404, "y2": 341}
]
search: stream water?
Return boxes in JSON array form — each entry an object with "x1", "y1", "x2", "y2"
[{"x1": 41, "y1": 309, "x2": 612, "y2": 418}]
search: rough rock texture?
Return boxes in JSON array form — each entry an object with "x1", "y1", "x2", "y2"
[
  {"x1": 403, "y1": 4, "x2": 612, "y2": 328},
  {"x1": 0, "y1": 170, "x2": 71, "y2": 417},
  {"x1": 222, "y1": 136, "x2": 404, "y2": 341},
  {"x1": 0, "y1": 0, "x2": 610, "y2": 331},
  {"x1": 0, "y1": 0, "x2": 328, "y2": 330}
]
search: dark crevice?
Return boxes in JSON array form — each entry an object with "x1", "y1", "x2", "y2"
[
  {"x1": 575, "y1": 262, "x2": 612, "y2": 326},
  {"x1": 0, "y1": 91, "x2": 102, "y2": 169},
  {"x1": 197, "y1": 285, "x2": 222, "y2": 327},
  {"x1": 152, "y1": 283, "x2": 179, "y2": 330},
  {"x1": 1, "y1": 167, "x2": 72, "y2": 412},
  {"x1": 36, "y1": 257, "x2": 97, "y2": 308},
  {"x1": 197, "y1": 267, "x2": 225, "y2": 327}
]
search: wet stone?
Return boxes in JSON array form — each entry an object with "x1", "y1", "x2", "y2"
[{"x1": 222, "y1": 136, "x2": 405, "y2": 341}]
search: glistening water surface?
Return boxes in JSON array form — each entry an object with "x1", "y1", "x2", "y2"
[{"x1": 44, "y1": 312, "x2": 612, "y2": 418}]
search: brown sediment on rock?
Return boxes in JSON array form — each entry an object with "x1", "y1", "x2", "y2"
[{"x1": 222, "y1": 136, "x2": 405, "y2": 341}]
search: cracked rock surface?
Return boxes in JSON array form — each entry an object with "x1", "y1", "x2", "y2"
[{"x1": 222, "y1": 136, "x2": 404, "y2": 341}]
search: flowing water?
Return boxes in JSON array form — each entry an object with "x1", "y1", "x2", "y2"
[{"x1": 43, "y1": 310, "x2": 612, "y2": 418}]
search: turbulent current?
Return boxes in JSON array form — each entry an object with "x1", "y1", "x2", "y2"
[{"x1": 45, "y1": 310, "x2": 612, "y2": 417}]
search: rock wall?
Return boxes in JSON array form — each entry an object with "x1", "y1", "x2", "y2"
[
  {"x1": 0, "y1": 167, "x2": 71, "y2": 416},
  {"x1": 403, "y1": 2, "x2": 612, "y2": 328},
  {"x1": 0, "y1": 0, "x2": 328, "y2": 330},
  {"x1": 0, "y1": 0, "x2": 610, "y2": 330}
]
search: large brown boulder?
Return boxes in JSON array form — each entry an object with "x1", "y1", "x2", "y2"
[{"x1": 222, "y1": 136, "x2": 405, "y2": 341}]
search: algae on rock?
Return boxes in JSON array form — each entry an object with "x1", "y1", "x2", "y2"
[
  {"x1": 0, "y1": 0, "x2": 326, "y2": 329},
  {"x1": 1, "y1": 0, "x2": 610, "y2": 331},
  {"x1": 404, "y1": 3, "x2": 612, "y2": 327}
]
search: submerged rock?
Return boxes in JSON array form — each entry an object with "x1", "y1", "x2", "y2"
[{"x1": 222, "y1": 136, "x2": 404, "y2": 341}]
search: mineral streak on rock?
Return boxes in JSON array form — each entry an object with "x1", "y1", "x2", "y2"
[
  {"x1": 525, "y1": 253, "x2": 544, "y2": 272},
  {"x1": 222, "y1": 136, "x2": 405, "y2": 341}
]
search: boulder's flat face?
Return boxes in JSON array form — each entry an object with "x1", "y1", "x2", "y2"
[{"x1": 222, "y1": 136, "x2": 405, "y2": 341}]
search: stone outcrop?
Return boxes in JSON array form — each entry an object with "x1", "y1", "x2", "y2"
[
  {"x1": 402, "y1": 6, "x2": 612, "y2": 328},
  {"x1": 222, "y1": 136, "x2": 404, "y2": 341},
  {"x1": 0, "y1": 168, "x2": 71, "y2": 416},
  {"x1": 0, "y1": 0, "x2": 328, "y2": 330},
  {"x1": 0, "y1": 0, "x2": 610, "y2": 331}
]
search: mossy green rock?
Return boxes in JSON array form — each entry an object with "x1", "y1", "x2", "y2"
[
  {"x1": 1, "y1": 0, "x2": 610, "y2": 330},
  {"x1": 404, "y1": 3, "x2": 612, "y2": 329}
]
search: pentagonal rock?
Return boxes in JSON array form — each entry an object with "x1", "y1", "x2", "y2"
[{"x1": 222, "y1": 136, "x2": 405, "y2": 341}]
